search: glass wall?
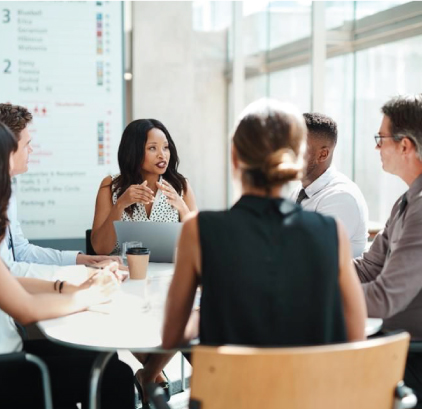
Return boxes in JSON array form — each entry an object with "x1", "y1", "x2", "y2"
[
  {"x1": 269, "y1": 65, "x2": 311, "y2": 113},
  {"x1": 268, "y1": 2, "x2": 312, "y2": 49},
  {"x1": 227, "y1": 0, "x2": 421, "y2": 223},
  {"x1": 355, "y1": 1, "x2": 409, "y2": 19},
  {"x1": 324, "y1": 54, "x2": 354, "y2": 179},
  {"x1": 355, "y1": 34, "x2": 422, "y2": 221},
  {"x1": 325, "y1": 1, "x2": 355, "y2": 29}
]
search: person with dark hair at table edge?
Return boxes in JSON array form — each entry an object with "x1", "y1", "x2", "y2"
[
  {"x1": 91, "y1": 118, "x2": 197, "y2": 255},
  {"x1": 91, "y1": 118, "x2": 197, "y2": 404},
  {"x1": 0, "y1": 121, "x2": 135, "y2": 409}
]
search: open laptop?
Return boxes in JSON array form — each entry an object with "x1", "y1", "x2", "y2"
[{"x1": 114, "y1": 221, "x2": 182, "y2": 263}]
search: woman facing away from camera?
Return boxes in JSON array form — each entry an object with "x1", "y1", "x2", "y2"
[
  {"x1": 0, "y1": 122, "x2": 134, "y2": 409},
  {"x1": 132, "y1": 99, "x2": 367, "y2": 395},
  {"x1": 161, "y1": 99, "x2": 366, "y2": 349},
  {"x1": 91, "y1": 118, "x2": 197, "y2": 256}
]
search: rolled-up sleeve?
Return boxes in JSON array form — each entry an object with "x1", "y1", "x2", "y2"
[{"x1": 9, "y1": 195, "x2": 80, "y2": 266}]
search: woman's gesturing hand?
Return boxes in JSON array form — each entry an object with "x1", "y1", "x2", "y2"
[
  {"x1": 87, "y1": 259, "x2": 129, "y2": 281},
  {"x1": 75, "y1": 262, "x2": 121, "y2": 307},
  {"x1": 116, "y1": 180, "x2": 155, "y2": 209},
  {"x1": 157, "y1": 179, "x2": 189, "y2": 215}
]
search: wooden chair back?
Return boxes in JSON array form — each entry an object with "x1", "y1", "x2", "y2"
[{"x1": 190, "y1": 332, "x2": 410, "y2": 409}]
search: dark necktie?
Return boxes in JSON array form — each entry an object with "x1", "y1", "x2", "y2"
[
  {"x1": 8, "y1": 228, "x2": 15, "y2": 261},
  {"x1": 398, "y1": 193, "x2": 408, "y2": 217},
  {"x1": 296, "y1": 188, "x2": 308, "y2": 205}
]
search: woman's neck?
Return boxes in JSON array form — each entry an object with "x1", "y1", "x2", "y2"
[
  {"x1": 241, "y1": 184, "x2": 284, "y2": 198},
  {"x1": 141, "y1": 173, "x2": 160, "y2": 191}
]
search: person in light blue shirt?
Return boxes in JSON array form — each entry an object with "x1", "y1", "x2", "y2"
[
  {"x1": 0, "y1": 103, "x2": 118, "y2": 279},
  {"x1": 0, "y1": 121, "x2": 134, "y2": 409}
]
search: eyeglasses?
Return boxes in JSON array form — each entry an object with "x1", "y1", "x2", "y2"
[{"x1": 374, "y1": 134, "x2": 395, "y2": 148}]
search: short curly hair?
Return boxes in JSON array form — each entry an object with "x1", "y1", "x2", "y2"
[
  {"x1": 303, "y1": 112, "x2": 337, "y2": 145},
  {"x1": 0, "y1": 103, "x2": 32, "y2": 140}
]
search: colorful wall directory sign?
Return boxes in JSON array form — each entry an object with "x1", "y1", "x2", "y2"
[{"x1": 0, "y1": 2, "x2": 124, "y2": 239}]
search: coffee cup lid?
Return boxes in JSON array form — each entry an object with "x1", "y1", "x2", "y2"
[{"x1": 126, "y1": 247, "x2": 150, "y2": 255}]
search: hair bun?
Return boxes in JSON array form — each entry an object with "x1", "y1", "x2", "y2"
[{"x1": 262, "y1": 148, "x2": 303, "y2": 183}]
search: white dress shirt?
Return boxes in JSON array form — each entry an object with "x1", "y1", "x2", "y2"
[
  {"x1": 0, "y1": 305, "x2": 22, "y2": 354},
  {"x1": 291, "y1": 166, "x2": 369, "y2": 257},
  {"x1": 0, "y1": 191, "x2": 80, "y2": 279}
]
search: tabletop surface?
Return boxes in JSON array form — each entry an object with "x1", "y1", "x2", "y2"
[
  {"x1": 38, "y1": 263, "x2": 383, "y2": 351},
  {"x1": 365, "y1": 318, "x2": 383, "y2": 337},
  {"x1": 38, "y1": 263, "x2": 175, "y2": 352}
]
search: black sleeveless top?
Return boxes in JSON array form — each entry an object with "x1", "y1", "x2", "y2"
[{"x1": 198, "y1": 195, "x2": 346, "y2": 347}]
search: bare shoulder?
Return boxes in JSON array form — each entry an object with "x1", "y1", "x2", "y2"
[
  {"x1": 182, "y1": 178, "x2": 197, "y2": 195},
  {"x1": 183, "y1": 179, "x2": 198, "y2": 211},
  {"x1": 179, "y1": 212, "x2": 201, "y2": 273},
  {"x1": 184, "y1": 179, "x2": 193, "y2": 192},
  {"x1": 183, "y1": 211, "x2": 199, "y2": 228},
  {"x1": 335, "y1": 217, "x2": 353, "y2": 269},
  {"x1": 181, "y1": 211, "x2": 199, "y2": 239},
  {"x1": 100, "y1": 175, "x2": 113, "y2": 189},
  {"x1": 95, "y1": 176, "x2": 113, "y2": 206}
]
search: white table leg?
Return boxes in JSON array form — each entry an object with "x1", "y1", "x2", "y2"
[{"x1": 89, "y1": 351, "x2": 115, "y2": 409}]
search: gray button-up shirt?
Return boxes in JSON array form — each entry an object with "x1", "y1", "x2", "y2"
[{"x1": 354, "y1": 173, "x2": 422, "y2": 339}]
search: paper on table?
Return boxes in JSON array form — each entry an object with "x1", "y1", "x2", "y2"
[
  {"x1": 87, "y1": 304, "x2": 112, "y2": 315},
  {"x1": 88, "y1": 291, "x2": 149, "y2": 316}
]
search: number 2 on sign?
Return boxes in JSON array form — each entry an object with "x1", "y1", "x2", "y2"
[{"x1": 3, "y1": 60, "x2": 11, "y2": 74}]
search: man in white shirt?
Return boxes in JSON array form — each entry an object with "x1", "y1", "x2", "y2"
[
  {"x1": 292, "y1": 113, "x2": 368, "y2": 257},
  {"x1": 0, "y1": 103, "x2": 117, "y2": 279}
]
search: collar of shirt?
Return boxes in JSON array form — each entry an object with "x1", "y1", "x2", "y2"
[
  {"x1": 407, "y1": 172, "x2": 422, "y2": 203},
  {"x1": 303, "y1": 165, "x2": 337, "y2": 198},
  {"x1": 233, "y1": 195, "x2": 300, "y2": 217}
]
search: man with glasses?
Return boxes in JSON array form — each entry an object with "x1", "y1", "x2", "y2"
[
  {"x1": 292, "y1": 113, "x2": 368, "y2": 257},
  {"x1": 354, "y1": 94, "x2": 422, "y2": 404}
]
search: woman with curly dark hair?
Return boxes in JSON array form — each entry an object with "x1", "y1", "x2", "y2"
[
  {"x1": 92, "y1": 118, "x2": 197, "y2": 256},
  {"x1": 0, "y1": 123, "x2": 135, "y2": 408},
  {"x1": 91, "y1": 119, "x2": 197, "y2": 402}
]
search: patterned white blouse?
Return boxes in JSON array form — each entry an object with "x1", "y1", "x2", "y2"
[{"x1": 111, "y1": 174, "x2": 180, "y2": 253}]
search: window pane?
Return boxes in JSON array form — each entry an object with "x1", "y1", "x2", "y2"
[
  {"x1": 325, "y1": 54, "x2": 354, "y2": 178},
  {"x1": 325, "y1": 1, "x2": 355, "y2": 30},
  {"x1": 269, "y1": 65, "x2": 311, "y2": 113},
  {"x1": 354, "y1": 35, "x2": 422, "y2": 222},
  {"x1": 245, "y1": 75, "x2": 268, "y2": 106},
  {"x1": 269, "y1": 2, "x2": 312, "y2": 49},
  {"x1": 355, "y1": 1, "x2": 410, "y2": 19},
  {"x1": 243, "y1": 11, "x2": 269, "y2": 55},
  {"x1": 193, "y1": 1, "x2": 232, "y2": 32}
]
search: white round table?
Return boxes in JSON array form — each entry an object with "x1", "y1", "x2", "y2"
[{"x1": 38, "y1": 263, "x2": 383, "y2": 409}]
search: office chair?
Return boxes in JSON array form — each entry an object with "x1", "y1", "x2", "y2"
[
  {"x1": 409, "y1": 341, "x2": 422, "y2": 353},
  {"x1": 85, "y1": 229, "x2": 97, "y2": 255},
  {"x1": 147, "y1": 332, "x2": 416, "y2": 409},
  {"x1": 0, "y1": 352, "x2": 53, "y2": 409}
]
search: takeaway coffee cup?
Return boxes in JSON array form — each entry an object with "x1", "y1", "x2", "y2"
[
  {"x1": 126, "y1": 247, "x2": 150, "y2": 280},
  {"x1": 121, "y1": 241, "x2": 143, "y2": 265}
]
